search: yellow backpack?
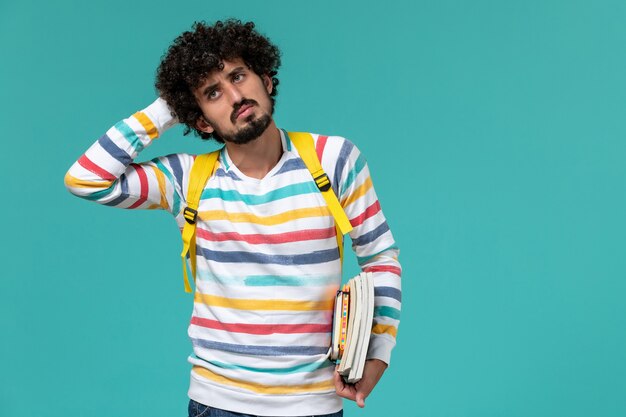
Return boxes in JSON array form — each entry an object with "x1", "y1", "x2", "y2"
[{"x1": 179, "y1": 132, "x2": 354, "y2": 292}]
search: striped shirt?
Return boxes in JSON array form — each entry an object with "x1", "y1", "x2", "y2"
[{"x1": 64, "y1": 98, "x2": 401, "y2": 416}]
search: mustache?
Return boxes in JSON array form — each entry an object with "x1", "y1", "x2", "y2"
[{"x1": 231, "y1": 99, "x2": 258, "y2": 123}]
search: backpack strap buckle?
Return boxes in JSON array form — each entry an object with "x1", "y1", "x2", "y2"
[
  {"x1": 183, "y1": 207, "x2": 198, "y2": 224},
  {"x1": 314, "y1": 172, "x2": 332, "y2": 192}
]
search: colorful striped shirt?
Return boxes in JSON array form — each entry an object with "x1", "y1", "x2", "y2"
[{"x1": 64, "y1": 98, "x2": 401, "y2": 416}]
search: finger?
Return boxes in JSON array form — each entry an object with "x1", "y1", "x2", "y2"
[
  {"x1": 356, "y1": 391, "x2": 366, "y2": 408},
  {"x1": 354, "y1": 378, "x2": 374, "y2": 408},
  {"x1": 355, "y1": 377, "x2": 373, "y2": 396},
  {"x1": 333, "y1": 369, "x2": 344, "y2": 391},
  {"x1": 333, "y1": 370, "x2": 357, "y2": 401}
]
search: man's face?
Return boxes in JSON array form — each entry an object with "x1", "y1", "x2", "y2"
[{"x1": 193, "y1": 57, "x2": 274, "y2": 144}]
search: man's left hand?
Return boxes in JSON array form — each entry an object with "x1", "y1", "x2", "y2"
[{"x1": 333, "y1": 358, "x2": 388, "y2": 408}]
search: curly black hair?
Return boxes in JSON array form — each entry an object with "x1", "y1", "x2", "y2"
[{"x1": 155, "y1": 19, "x2": 281, "y2": 142}]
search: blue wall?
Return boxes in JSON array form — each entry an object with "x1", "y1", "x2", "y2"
[{"x1": 1, "y1": 0, "x2": 625, "y2": 416}]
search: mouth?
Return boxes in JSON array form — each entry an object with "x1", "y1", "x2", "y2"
[{"x1": 235, "y1": 104, "x2": 254, "y2": 120}]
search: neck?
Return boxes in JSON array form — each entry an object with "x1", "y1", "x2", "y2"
[{"x1": 224, "y1": 121, "x2": 282, "y2": 179}]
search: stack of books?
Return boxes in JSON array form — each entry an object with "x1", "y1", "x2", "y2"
[{"x1": 330, "y1": 272, "x2": 374, "y2": 383}]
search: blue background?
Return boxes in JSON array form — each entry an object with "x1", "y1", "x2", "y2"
[{"x1": 1, "y1": 0, "x2": 625, "y2": 416}]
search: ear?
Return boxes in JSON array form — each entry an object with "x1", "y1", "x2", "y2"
[
  {"x1": 196, "y1": 115, "x2": 214, "y2": 134},
  {"x1": 262, "y1": 74, "x2": 273, "y2": 95}
]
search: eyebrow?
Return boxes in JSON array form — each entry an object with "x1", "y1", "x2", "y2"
[{"x1": 202, "y1": 66, "x2": 247, "y2": 97}]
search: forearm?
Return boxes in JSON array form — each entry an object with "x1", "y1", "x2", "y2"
[
  {"x1": 359, "y1": 245, "x2": 401, "y2": 365},
  {"x1": 64, "y1": 98, "x2": 180, "y2": 209}
]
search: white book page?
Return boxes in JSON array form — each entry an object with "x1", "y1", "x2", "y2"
[
  {"x1": 350, "y1": 272, "x2": 375, "y2": 382},
  {"x1": 348, "y1": 273, "x2": 367, "y2": 383}
]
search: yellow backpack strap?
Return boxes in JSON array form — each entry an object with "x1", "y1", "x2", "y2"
[
  {"x1": 287, "y1": 132, "x2": 353, "y2": 267},
  {"x1": 180, "y1": 150, "x2": 220, "y2": 293}
]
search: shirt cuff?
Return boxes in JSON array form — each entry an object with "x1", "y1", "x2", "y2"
[
  {"x1": 366, "y1": 334, "x2": 396, "y2": 366},
  {"x1": 142, "y1": 97, "x2": 179, "y2": 134}
]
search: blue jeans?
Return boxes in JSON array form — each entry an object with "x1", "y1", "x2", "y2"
[{"x1": 188, "y1": 399, "x2": 343, "y2": 417}]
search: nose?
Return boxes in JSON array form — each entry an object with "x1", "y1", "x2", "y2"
[{"x1": 224, "y1": 83, "x2": 243, "y2": 104}]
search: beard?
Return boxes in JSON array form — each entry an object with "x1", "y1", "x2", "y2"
[
  {"x1": 209, "y1": 96, "x2": 274, "y2": 145},
  {"x1": 212, "y1": 112, "x2": 272, "y2": 145}
]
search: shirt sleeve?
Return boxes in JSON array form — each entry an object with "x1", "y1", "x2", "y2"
[
  {"x1": 319, "y1": 135, "x2": 402, "y2": 366},
  {"x1": 64, "y1": 98, "x2": 192, "y2": 216}
]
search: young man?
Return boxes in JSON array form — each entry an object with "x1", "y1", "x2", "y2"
[{"x1": 65, "y1": 20, "x2": 401, "y2": 417}]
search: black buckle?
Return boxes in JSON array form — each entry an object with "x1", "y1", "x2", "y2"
[
  {"x1": 183, "y1": 207, "x2": 198, "y2": 224},
  {"x1": 314, "y1": 173, "x2": 331, "y2": 192}
]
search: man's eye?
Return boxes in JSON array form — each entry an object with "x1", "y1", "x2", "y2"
[
  {"x1": 208, "y1": 90, "x2": 220, "y2": 99},
  {"x1": 233, "y1": 73, "x2": 245, "y2": 82}
]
